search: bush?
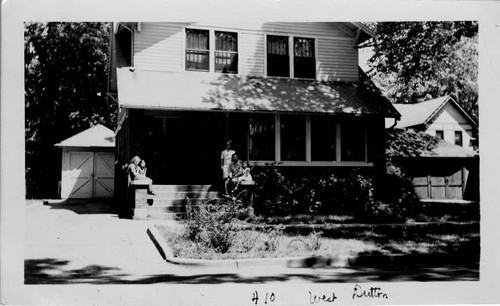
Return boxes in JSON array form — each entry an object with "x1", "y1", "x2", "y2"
[
  {"x1": 253, "y1": 165, "x2": 374, "y2": 217},
  {"x1": 184, "y1": 199, "x2": 244, "y2": 253}
]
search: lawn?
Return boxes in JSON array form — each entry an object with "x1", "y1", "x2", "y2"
[{"x1": 154, "y1": 222, "x2": 479, "y2": 260}]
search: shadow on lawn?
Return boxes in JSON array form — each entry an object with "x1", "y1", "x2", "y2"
[{"x1": 25, "y1": 258, "x2": 479, "y2": 284}]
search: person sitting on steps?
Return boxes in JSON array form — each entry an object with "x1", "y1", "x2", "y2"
[
  {"x1": 128, "y1": 156, "x2": 156, "y2": 195},
  {"x1": 224, "y1": 153, "x2": 243, "y2": 197}
]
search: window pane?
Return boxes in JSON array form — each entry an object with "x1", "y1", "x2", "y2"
[
  {"x1": 294, "y1": 37, "x2": 315, "y2": 79},
  {"x1": 267, "y1": 35, "x2": 289, "y2": 77},
  {"x1": 215, "y1": 31, "x2": 237, "y2": 51},
  {"x1": 186, "y1": 29, "x2": 209, "y2": 50},
  {"x1": 215, "y1": 31, "x2": 238, "y2": 74},
  {"x1": 186, "y1": 29, "x2": 209, "y2": 71},
  {"x1": 455, "y1": 131, "x2": 463, "y2": 146},
  {"x1": 186, "y1": 51, "x2": 209, "y2": 71},
  {"x1": 436, "y1": 130, "x2": 444, "y2": 139},
  {"x1": 341, "y1": 122, "x2": 366, "y2": 162},
  {"x1": 281, "y1": 115, "x2": 305, "y2": 161},
  {"x1": 249, "y1": 115, "x2": 275, "y2": 160},
  {"x1": 311, "y1": 116, "x2": 336, "y2": 161}
]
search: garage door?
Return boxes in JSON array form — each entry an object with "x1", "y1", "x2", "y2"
[
  {"x1": 412, "y1": 168, "x2": 466, "y2": 200},
  {"x1": 62, "y1": 150, "x2": 115, "y2": 199}
]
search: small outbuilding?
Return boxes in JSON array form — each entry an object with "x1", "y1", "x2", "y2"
[{"x1": 55, "y1": 124, "x2": 115, "y2": 199}]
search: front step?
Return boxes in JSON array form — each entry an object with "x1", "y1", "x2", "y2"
[{"x1": 132, "y1": 184, "x2": 222, "y2": 220}]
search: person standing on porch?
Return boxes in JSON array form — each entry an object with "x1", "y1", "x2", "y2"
[{"x1": 221, "y1": 140, "x2": 236, "y2": 180}]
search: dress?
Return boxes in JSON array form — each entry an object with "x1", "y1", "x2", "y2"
[
  {"x1": 238, "y1": 167, "x2": 253, "y2": 182},
  {"x1": 221, "y1": 149, "x2": 235, "y2": 179}
]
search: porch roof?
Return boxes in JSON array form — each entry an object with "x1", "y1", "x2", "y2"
[{"x1": 116, "y1": 68, "x2": 400, "y2": 118}]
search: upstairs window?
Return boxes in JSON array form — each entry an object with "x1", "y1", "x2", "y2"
[
  {"x1": 294, "y1": 37, "x2": 316, "y2": 79},
  {"x1": 267, "y1": 35, "x2": 289, "y2": 77},
  {"x1": 215, "y1": 31, "x2": 238, "y2": 74},
  {"x1": 186, "y1": 29, "x2": 209, "y2": 71},
  {"x1": 435, "y1": 130, "x2": 444, "y2": 140},
  {"x1": 455, "y1": 131, "x2": 463, "y2": 147}
]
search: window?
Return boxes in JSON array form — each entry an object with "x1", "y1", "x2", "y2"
[
  {"x1": 294, "y1": 37, "x2": 316, "y2": 79},
  {"x1": 215, "y1": 31, "x2": 238, "y2": 73},
  {"x1": 249, "y1": 114, "x2": 275, "y2": 160},
  {"x1": 267, "y1": 35, "x2": 289, "y2": 77},
  {"x1": 281, "y1": 115, "x2": 306, "y2": 161},
  {"x1": 185, "y1": 29, "x2": 209, "y2": 71},
  {"x1": 435, "y1": 130, "x2": 444, "y2": 140},
  {"x1": 311, "y1": 115, "x2": 336, "y2": 161},
  {"x1": 455, "y1": 131, "x2": 463, "y2": 147},
  {"x1": 341, "y1": 122, "x2": 366, "y2": 162}
]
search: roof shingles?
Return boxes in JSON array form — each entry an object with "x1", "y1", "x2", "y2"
[{"x1": 117, "y1": 68, "x2": 400, "y2": 118}]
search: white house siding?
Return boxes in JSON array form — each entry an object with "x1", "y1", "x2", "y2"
[
  {"x1": 425, "y1": 103, "x2": 474, "y2": 150},
  {"x1": 317, "y1": 38, "x2": 358, "y2": 82},
  {"x1": 134, "y1": 23, "x2": 186, "y2": 72},
  {"x1": 132, "y1": 22, "x2": 358, "y2": 82}
]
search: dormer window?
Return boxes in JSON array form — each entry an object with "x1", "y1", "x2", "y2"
[
  {"x1": 294, "y1": 37, "x2": 315, "y2": 79},
  {"x1": 186, "y1": 29, "x2": 209, "y2": 71},
  {"x1": 215, "y1": 31, "x2": 238, "y2": 74},
  {"x1": 185, "y1": 29, "x2": 238, "y2": 74},
  {"x1": 267, "y1": 35, "x2": 290, "y2": 77},
  {"x1": 266, "y1": 35, "x2": 316, "y2": 79}
]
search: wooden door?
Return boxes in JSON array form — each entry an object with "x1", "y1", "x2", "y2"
[
  {"x1": 63, "y1": 151, "x2": 94, "y2": 198},
  {"x1": 93, "y1": 152, "x2": 115, "y2": 198}
]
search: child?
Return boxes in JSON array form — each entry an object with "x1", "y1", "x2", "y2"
[{"x1": 233, "y1": 160, "x2": 252, "y2": 192}]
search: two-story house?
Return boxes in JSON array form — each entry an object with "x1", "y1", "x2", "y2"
[{"x1": 107, "y1": 22, "x2": 400, "y2": 214}]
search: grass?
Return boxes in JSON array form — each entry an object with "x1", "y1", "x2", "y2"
[{"x1": 155, "y1": 222, "x2": 479, "y2": 260}]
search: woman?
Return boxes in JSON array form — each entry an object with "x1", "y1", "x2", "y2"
[
  {"x1": 220, "y1": 140, "x2": 236, "y2": 180},
  {"x1": 224, "y1": 153, "x2": 243, "y2": 196}
]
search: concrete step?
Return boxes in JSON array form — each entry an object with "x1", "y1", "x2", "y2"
[
  {"x1": 137, "y1": 205, "x2": 186, "y2": 213},
  {"x1": 148, "y1": 191, "x2": 220, "y2": 199},
  {"x1": 151, "y1": 185, "x2": 213, "y2": 193}
]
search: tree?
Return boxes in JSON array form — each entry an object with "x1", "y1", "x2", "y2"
[
  {"x1": 25, "y1": 22, "x2": 115, "y2": 198},
  {"x1": 367, "y1": 22, "x2": 478, "y2": 121}
]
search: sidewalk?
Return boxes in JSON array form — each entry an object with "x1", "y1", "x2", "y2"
[{"x1": 25, "y1": 200, "x2": 479, "y2": 284}]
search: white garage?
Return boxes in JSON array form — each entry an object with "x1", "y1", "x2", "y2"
[{"x1": 55, "y1": 124, "x2": 115, "y2": 199}]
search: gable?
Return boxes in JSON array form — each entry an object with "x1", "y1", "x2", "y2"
[{"x1": 430, "y1": 102, "x2": 471, "y2": 126}]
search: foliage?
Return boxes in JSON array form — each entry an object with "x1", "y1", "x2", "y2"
[
  {"x1": 377, "y1": 128, "x2": 441, "y2": 219},
  {"x1": 262, "y1": 225, "x2": 285, "y2": 252},
  {"x1": 185, "y1": 199, "x2": 244, "y2": 253},
  {"x1": 25, "y1": 22, "x2": 115, "y2": 198},
  {"x1": 367, "y1": 22, "x2": 478, "y2": 121},
  {"x1": 253, "y1": 165, "x2": 374, "y2": 217}
]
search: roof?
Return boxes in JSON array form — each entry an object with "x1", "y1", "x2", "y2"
[
  {"x1": 55, "y1": 124, "x2": 115, "y2": 148},
  {"x1": 115, "y1": 22, "x2": 375, "y2": 45},
  {"x1": 391, "y1": 95, "x2": 477, "y2": 129},
  {"x1": 116, "y1": 68, "x2": 400, "y2": 118},
  {"x1": 422, "y1": 139, "x2": 478, "y2": 158}
]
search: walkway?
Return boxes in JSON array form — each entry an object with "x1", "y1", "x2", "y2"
[{"x1": 25, "y1": 200, "x2": 479, "y2": 284}]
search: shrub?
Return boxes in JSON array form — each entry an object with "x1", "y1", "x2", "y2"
[
  {"x1": 253, "y1": 165, "x2": 374, "y2": 217},
  {"x1": 184, "y1": 198, "x2": 244, "y2": 253}
]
